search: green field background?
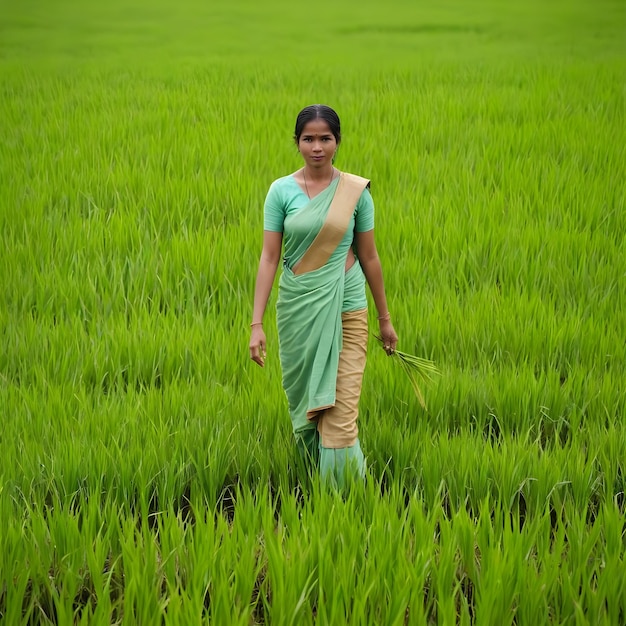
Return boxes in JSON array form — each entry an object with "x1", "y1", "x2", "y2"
[{"x1": 1, "y1": 0, "x2": 625, "y2": 623}]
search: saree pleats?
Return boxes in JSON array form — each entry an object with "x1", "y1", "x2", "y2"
[{"x1": 317, "y1": 308, "x2": 368, "y2": 448}]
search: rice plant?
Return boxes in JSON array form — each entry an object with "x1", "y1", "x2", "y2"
[{"x1": 1, "y1": 0, "x2": 624, "y2": 622}]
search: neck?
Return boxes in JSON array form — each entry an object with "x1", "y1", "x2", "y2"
[{"x1": 303, "y1": 164, "x2": 334, "y2": 181}]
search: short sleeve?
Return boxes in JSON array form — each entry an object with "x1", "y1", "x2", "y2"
[
  {"x1": 263, "y1": 181, "x2": 285, "y2": 232},
  {"x1": 354, "y1": 186, "x2": 375, "y2": 232}
]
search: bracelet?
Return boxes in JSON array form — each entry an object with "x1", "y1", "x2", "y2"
[
  {"x1": 250, "y1": 322, "x2": 263, "y2": 327},
  {"x1": 377, "y1": 312, "x2": 391, "y2": 321}
]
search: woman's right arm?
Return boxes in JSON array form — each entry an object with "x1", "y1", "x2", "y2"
[{"x1": 249, "y1": 230, "x2": 283, "y2": 367}]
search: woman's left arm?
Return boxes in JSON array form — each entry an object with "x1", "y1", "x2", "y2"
[{"x1": 355, "y1": 230, "x2": 398, "y2": 354}]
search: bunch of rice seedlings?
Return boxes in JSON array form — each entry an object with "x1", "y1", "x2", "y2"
[{"x1": 375, "y1": 335, "x2": 440, "y2": 410}]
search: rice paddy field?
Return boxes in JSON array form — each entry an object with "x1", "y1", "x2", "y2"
[{"x1": 1, "y1": 0, "x2": 625, "y2": 623}]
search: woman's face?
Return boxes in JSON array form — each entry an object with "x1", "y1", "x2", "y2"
[{"x1": 297, "y1": 118, "x2": 338, "y2": 169}]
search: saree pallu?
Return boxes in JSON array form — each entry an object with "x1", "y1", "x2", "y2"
[{"x1": 277, "y1": 173, "x2": 370, "y2": 448}]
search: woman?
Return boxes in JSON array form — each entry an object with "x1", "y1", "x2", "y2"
[{"x1": 249, "y1": 104, "x2": 398, "y2": 487}]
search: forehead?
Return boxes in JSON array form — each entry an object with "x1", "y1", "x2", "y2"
[{"x1": 300, "y1": 119, "x2": 333, "y2": 136}]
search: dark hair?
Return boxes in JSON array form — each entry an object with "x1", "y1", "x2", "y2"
[{"x1": 294, "y1": 104, "x2": 341, "y2": 144}]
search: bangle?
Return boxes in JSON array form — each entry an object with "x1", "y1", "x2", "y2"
[
  {"x1": 377, "y1": 312, "x2": 391, "y2": 321},
  {"x1": 250, "y1": 321, "x2": 263, "y2": 327}
]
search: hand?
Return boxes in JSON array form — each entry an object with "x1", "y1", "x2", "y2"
[
  {"x1": 249, "y1": 326, "x2": 267, "y2": 367},
  {"x1": 379, "y1": 319, "x2": 398, "y2": 356}
]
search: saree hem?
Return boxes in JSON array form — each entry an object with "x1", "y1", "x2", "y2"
[
  {"x1": 319, "y1": 439, "x2": 366, "y2": 488},
  {"x1": 306, "y1": 405, "x2": 333, "y2": 422}
]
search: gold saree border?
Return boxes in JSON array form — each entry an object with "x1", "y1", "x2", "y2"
[{"x1": 293, "y1": 172, "x2": 370, "y2": 276}]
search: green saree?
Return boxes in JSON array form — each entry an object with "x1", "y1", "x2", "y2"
[{"x1": 276, "y1": 172, "x2": 370, "y2": 486}]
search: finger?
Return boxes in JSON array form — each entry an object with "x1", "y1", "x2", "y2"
[{"x1": 250, "y1": 344, "x2": 265, "y2": 367}]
